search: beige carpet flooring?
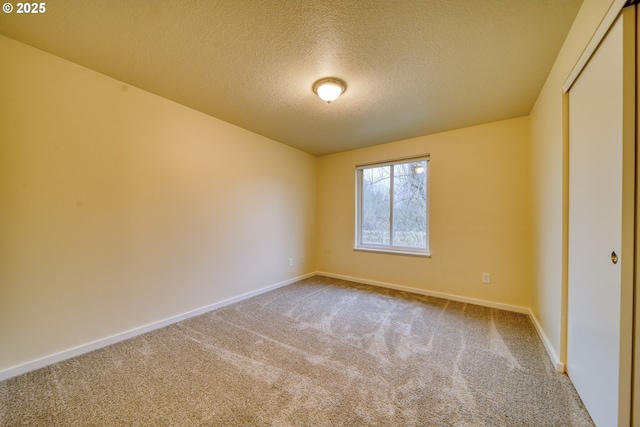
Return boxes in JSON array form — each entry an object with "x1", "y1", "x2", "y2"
[{"x1": 0, "y1": 276, "x2": 593, "y2": 426}]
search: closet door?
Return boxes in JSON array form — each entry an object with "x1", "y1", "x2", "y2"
[{"x1": 567, "y1": 7, "x2": 635, "y2": 427}]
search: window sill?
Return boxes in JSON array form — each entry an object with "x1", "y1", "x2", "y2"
[{"x1": 353, "y1": 247, "x2": 431, "y2": 258}]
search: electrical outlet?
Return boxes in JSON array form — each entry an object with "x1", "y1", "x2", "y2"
[
  {"x1": 289, "y1": 258, "x2": 293, "y2": 266},
  {"x1": 481, "y1": 272, "x2": 491, "y2": 284}
]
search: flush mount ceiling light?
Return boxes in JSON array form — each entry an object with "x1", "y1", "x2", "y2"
[{"x1": 313, "y1": 78, "x2": 346, "y2": 104}]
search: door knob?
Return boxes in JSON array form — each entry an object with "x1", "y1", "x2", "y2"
[{"x1": 611, "y1": 251, "x2": 618, "y2": 264}]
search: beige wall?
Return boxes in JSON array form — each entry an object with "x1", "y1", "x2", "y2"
[
  {"x1": 317, "y1": 117, "x2": 532, "y2": 308},
  {"x1": 0, "y1": 36, "x2": 317, "y2": 371},
  {"x1": 529, "y1": 0, "x2": 616, "y2": 363}
]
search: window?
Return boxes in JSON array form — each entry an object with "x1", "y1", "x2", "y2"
[{"x1": 356, "y1": 156, "x2": 429, "y2": 256}]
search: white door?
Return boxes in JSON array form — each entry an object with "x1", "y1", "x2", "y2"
[{"x1": 567, "y1": 8, "x2": 635, "y2": 427}]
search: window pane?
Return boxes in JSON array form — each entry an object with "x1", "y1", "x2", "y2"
[
  {"x1": 361, "y1": 166, "x2": 390, "y2": 245},
  {"x1": 356, "y1": 156, "x2": 429, "y2": 254},
  {"x1": 392, "y1": 161, "x2": 427, "y2": 248}
]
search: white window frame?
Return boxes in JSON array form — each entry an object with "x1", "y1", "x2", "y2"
[{"x1": 355, "y1": 155, "x2": 430, "y2": 257}]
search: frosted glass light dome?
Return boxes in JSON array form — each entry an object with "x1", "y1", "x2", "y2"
[{"x1": 313, "y1": 78, "x2": 346, "y2": 104}]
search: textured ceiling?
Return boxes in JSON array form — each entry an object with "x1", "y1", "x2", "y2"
[{"x1": 0, "y1": 0, "x2": 583, "y2": 156}]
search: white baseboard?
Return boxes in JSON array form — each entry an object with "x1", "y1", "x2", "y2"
[
  {"x1": 317, "y1": 271, "x2": 529, "y2": 314},
  {"x1": 0, "y1": 272, "x2": 315, "y2": 382},
  {"x1": 317, "y1": 271, "x2": 564, "y2": 372},
  {"x1": 1, "y1": 271, "x2": 565, "y2": 381},
  {"x1": 528, "y1": 309, "x2": 564, "y2": 373}
]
